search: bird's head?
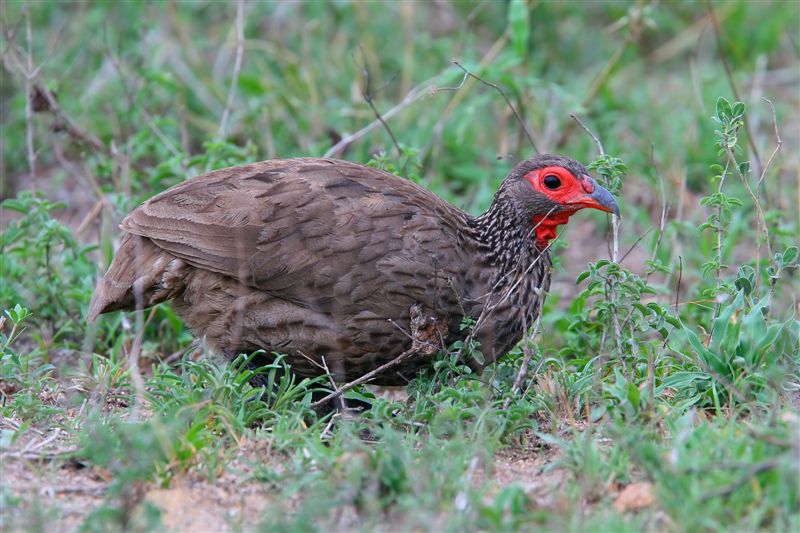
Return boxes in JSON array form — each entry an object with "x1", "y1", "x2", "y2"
[{"x1": 500, "y1": 154, "x2": 620, "y2": 247}]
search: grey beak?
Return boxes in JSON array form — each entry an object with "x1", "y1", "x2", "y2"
[
  {"x1": 590, "y1": 182, "x2": 621, "y2": 217},
  {"x1": 573, "y1": 175, "x2": 620, "y2": 216}
]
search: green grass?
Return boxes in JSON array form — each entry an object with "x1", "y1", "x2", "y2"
[{"x1": 1, "y1": 1, "x2": 799, "y2": 531}]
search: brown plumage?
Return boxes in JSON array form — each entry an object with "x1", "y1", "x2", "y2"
[{"x1": 89, "y1": 155, "x2": 619, "y2": 385}]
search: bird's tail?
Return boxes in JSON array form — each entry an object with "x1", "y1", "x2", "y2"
[{"x1": 87, "y1": 233, "x2": 187, "y2": 322}]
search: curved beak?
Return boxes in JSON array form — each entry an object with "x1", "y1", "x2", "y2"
[{"x1": 569, "y1": 176, "x2": 620, "y2": 216}]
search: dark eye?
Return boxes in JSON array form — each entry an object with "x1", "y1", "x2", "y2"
[{"x1": 543, "y1": 174, "x2": 561, "y2": 189}]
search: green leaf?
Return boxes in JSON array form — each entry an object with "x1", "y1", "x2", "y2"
[
  {"x1": 734, "y1": 276, "x2": 752, "y2": 295},
  {"x1": 782, "y1": 246, "x2": 798, "y2": 265},
  {"x1": 734, "y1": 266, "x2": 755, "y2": 295},
  {"x1": 658, "y1": 371, "x2": 709, "y2": 392},
  {"x1": 715, "y1": 96, "x2": 732, "y2": 119},
  {"x1": 738, "y1": 161, "x2": 751, "y2": 175},
  {"x1": 710, "y1": 290, "x2": 744, "y2": 355},
  {"x1": 508, "y1": 0, "x2": 530, "y2": 59},
  {"x1": 0, "y1": 199, "x2": 26, "y2": 213},
  {"x1": 682, "y1": 322, "x2": 729, "y2": 377},
  {"x1": 627, "y1": 383, "x2": 640, "y2": 409},
  {"x1": 470, "y1": 349, "x2": 485, "y2": 366},
  {"x1": 575, "y1": 271, "x2": 590, "y2": 284}
]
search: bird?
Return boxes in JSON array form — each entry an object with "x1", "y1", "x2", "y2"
[{"x1": 88, "y1": 155, "x2": 619, "y2": 387}]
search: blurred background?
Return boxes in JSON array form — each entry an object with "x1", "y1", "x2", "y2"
[{"x1": 2, "y1": 1, "x2": 797, "y2": 235}]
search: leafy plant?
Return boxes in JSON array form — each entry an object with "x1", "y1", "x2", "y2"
[{"x1": 1, "y1": 192, "x2": 96, "y2": 340}]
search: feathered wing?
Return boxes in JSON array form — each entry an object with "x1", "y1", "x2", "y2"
[{"x1": 94, "y1": 158, "x2": 476, "y2": 322}]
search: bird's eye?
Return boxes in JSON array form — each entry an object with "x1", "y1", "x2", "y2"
[{"x1": 543, "y1": 174, "x2": 561, "y2": 189}]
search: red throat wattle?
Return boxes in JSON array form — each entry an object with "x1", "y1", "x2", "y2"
[{"x1": 532, "y1": 210, "x2": 577, "y2": 247}]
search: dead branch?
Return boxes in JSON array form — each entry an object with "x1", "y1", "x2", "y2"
[
  {"x1": 724, "y1": 145, "x2": 772, "y2": 260},
  {"x1": 453, "y1": 455, "x2": 481, "y2": 511},
  {"x1": 0, "y1": 448, "x2": 79, "y2": 461},
  {"x1": 102, "y1": 31, "x2": 184, "y2": 172},
  {"x1": 674, "y1": 256, "x2": 683, "y2": 314},
  {"x1": 571, "y1": 114, "x2": 628, "y2": 368},
  {"x1": 606, "y1": 274, "x2": 627, "y2": 378},
  {"x1": 619, "y1": 227, "x2": 653, "y2": 264},
  {"x1": 319, "y1": 356, "x2": 339, "y2": 391},
  {"x1": 554, "y1": 5, "x2": 648, "y2": 150},
  {"x1": 2, "y1": 32, "x2": 101, "y2": 152},
  {"x1": 125, "y1": 260, "x2": 160, "y2": 420},
  {"x1": 427, "y1": 70, "x2": 469, "y2": 96},
  {"x1": 502, "y1": 313, "x2": 543, "y2": 410}
]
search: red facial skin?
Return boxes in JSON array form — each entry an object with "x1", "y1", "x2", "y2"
[{"x1": 524, "y1": 166, "x2": 614, "y2": 247}]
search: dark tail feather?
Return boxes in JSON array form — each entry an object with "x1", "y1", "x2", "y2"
[{"x1": 88, "y1": 233, "x2": 187, "y2": 322}]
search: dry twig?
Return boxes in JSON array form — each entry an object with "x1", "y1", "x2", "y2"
[
  {"x1": 569, "y1": 113, "x2": 620, "y2": 262},
  {"x1": 502, "y1": 312, "x2": 544, "y2": 410},
  {"x1": 451, "y1": 59, "x2": 538, "y2": 153},
  {"x1": 309, "y1": 345, "x2": 422, "y2": 409},
  {"x1": 758, "y1": 98, "x2": 782, "y2": 186},
  {"x1": 646, "y1": 145, "x2": 669, "y2": 283},
  {"x1": 358, "y1": 48, "x2": 403, "y2": 158},
  {"x1": 419, "y1": 34, "x2": 508, "y2": 164},
  {"x1": 570, "y1": 113, "x2": 604, "y2": 156},
  {"x1": 323, "y1": 70, "x2": 449, "y2": 158},
  {"x1": 218, "y1": 0, "x2": 246, "y2": 138}
]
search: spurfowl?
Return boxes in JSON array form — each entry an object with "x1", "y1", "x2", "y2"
[{"x1": 89, "y1": 155, "x2": 618, "y2": 385}]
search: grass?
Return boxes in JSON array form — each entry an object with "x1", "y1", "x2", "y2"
[{"x1": 1, "y1": 1, "x2": 799, "y2": 531}]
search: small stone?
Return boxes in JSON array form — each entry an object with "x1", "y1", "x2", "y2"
[{"x1": 614, "y1": 482, "x2": 655, "y2": 513}]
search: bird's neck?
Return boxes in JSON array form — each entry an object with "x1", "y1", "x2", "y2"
[{"x1": 471, "y1": 196, "x2": 538, "y2": 269}]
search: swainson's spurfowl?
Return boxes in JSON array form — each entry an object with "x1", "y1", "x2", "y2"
[{"x1": 89, "y1": 155, "x2": 619, "y2": 385}]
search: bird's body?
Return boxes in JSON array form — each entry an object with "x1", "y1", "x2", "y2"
[{"x1": 89, "y1": 156, "x2": 618, "y2": 385}]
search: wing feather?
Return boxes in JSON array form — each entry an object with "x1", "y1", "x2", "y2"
[{"x1": 121, "y1": 159, "x2": 473, "y2": 313}]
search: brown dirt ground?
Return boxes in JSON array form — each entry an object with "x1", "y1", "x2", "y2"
[{"x1": 1, "y1": 414, "x2": 579, "y2": 532}]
